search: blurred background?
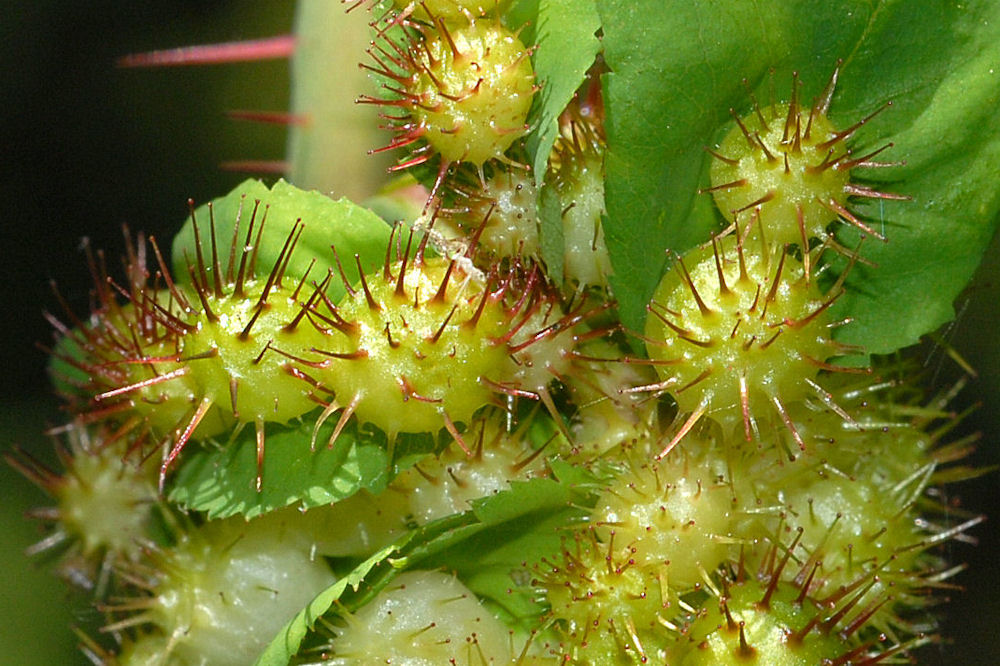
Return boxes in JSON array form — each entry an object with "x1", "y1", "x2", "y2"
[{"x1": 1, "y1": 1, "x2": 997, "y2": 663}]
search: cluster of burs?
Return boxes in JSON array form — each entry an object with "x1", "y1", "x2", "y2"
[{"x1": 12, "y1": 1, "x2": 984, "y2": 664}]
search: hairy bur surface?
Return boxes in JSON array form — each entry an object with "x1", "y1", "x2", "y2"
[
  {"x1": 707, "y1": 70, "x2": 903, "y2": 249},
  {"x1": 113, "y1": 516, "x2": 335, "y2": 666},
  {"x1": 315, "y1": 254, "x2": 510, "y2": 437},
  {"x1": 326, "y1": 570, "x2": 513, "y2": 665},
  {"x1": 591, "y1": 436, "x2": 736, "y2": 591},
  {"x1": 644, "y1": 234, "x2": 838, "y2": 437},
  {"x1": 407, "y1": 19, "x2": 534, "y2": 166}
]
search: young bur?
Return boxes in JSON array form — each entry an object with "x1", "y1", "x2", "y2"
[
  {"x1": 45, "y1": 199, "x2": 336, "y2": 492},
  {"x1": 639, "y1": 218, "x2": 860, "y2": 457},
  {"x1": 359, "y1": 6, "x2": 537, "y2": 203},
  {"x1": 705, "y1": 66, "x2": 910, "y2": 251}
]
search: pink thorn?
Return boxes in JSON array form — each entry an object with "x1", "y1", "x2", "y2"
[
  {"x1": 219, "y1": 160, "x2": 289, "y2": 174},
  {"x1": 328, "y1": 396, "x2": 360, "y2": 450},
  {"x1": 95, "y1": 366, "x2": 189, "y2": 402},
  {"x1": 226, "y1": 110, "x2": 310, "y2": 126},
  {"x1": 118, "y1": 35, "x2": 296, "y2": 68},
  {"x1": 159, "y1": 396, "x2": 214, "y2": 493},
  {"x1": 656, "y1": 403, "x2": 707, "y2": 460},
  {"x1": 442, "y1": 412, "x2": 471, "y2": 456},
  {"x1": 311, "y1": 400, "x2": 341, "y2": 452},
  {"x1": 739, "y1": 374, "x2": 753, "y2": 441}
]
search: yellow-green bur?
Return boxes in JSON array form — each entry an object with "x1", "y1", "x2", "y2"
[
  {"x1": 409, "y1": 19, "x2": 535, "y2": 165},
  {"x1": 178, "y1": 278, "x2": 330, "y2": 425},
  {"x1": 667, "y1": 578, "x2": 850, "y2": 665},
  {"x1": 71, "y1": 298, "x2": 232, "y2": 440},
  {"x1": 734, "y1": 375, "x2": 976, "y2": 634},
  {"x1": 392, "y1": 0, "x2": 511, "y2": 22},
  {"x1": 315, "y1": 256, "x2": 511, "y2": 438},
  {"x1": 540, "y1": 530, "x2": 673, "y2": 665},
  {"x1": 139, "y1": 515, "x2": 336, "y2": 666},
  {"x1": 55, "y1": 431, "x2": 157, "y2": 561},
  {"x1": 644, "y1": 235, "x2": 835, "y2": 431},
  {"x1": 452, "y1": 169, "x2": 540, "y2": 258},
  {"x1": 328, "y1": 570, "x2": 513, "y2": 664},
  {"x1": 708, "y1": 101, "x2": 850, "y2": 247},
  {"x1": 556, "y1": 129, "x2": 611, "y2": 289},
  {"x1": 590, "y1": 434, "x2": 736, "y2": 592},
  {"x1": 163, "y1": 176, "x2": 395, "y2": 434}
]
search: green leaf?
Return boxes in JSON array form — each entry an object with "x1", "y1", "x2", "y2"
[
  {"x1": 596, "y1": 0, "x2": 1000, "y2": 344},
  {"x1": 505, "y1": 0, "x2": 541, "y2": 41},
  {"x1": 46, "y1": 333, "x2": 90, "y2": 400},
  {"x1": 169, "y1": 413, "x2": 441, "y2": 520},
  {"x1": 254, "y1": 539, "x2": 410, "y2": 666},
  {"x1": 171, "y1": 178, "x2": 392, "y2": 304},
  {"x1": 469, "y1": 474, "x2": 582, "y2": 524},
  {"x1": 538, "y1": 161, "x2": 566, "y2": 283},
  {"x1": 254, "y1": 463, "x2": 600, "y2": 664},
  {"x1": 525, "y1": 0, "x2": 602, "y2": 182},
  {"x1": 424, "y1": 462, "x2": 601, "y2": 629},
  {"x1": 449, "y1": 510, "x2": 572, "y2": 628},
  {"x1": 822, "y1": 1, "x2": 1000, "y2": 360}
]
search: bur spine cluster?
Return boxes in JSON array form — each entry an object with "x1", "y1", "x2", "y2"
[{"x1": 12, "y1": 4, "x2": 987, "y2": 666}]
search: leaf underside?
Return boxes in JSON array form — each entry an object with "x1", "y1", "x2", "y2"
[{"x1": 169, "y1": 413, "x2": 441, "y2": 520}]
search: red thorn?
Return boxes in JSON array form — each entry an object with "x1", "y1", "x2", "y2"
[
  {"x1": 207, "y1": 202, "x2": 224, "y2": 298},
  {"x1": 354, "y1": 255, "x2": 381, "y2": 311},
  {"x1": 148, "y1": 236, "x2": 192, "y2": 312},
  {"x1": 117, "y1": 35, "x2": 296, "y2": 68},
  {"x1": 656, "y1": 404, "x2": 706, "y2": 459},
  {"x1": 225, "y1": 110, "x2": 309, "y2": 126},
  {"x1": 432, "y1": 260, "x2": 456, "y2": 303},
  {"x1": 394, "y1": 231, "x2": 415, "y2": 298},
  {"x1": 159, "y1": 397, "x2": 214, "y2": 493},
  {"x1": 704, "y1": 146, "x2": 738, "y2": 166},
  {"x1": 218, "y1": 160, "x2": 289, "y2": 174},
  {"x1": 673, "y1": 253, "x2": 713, "y2": 317},
  {"x1": 441, "y1": 412, "x2": 471, "y2": 455},
  {"x1": 699, "y1": 178, "x2": 747, "y2": 194},
  {"x1": 188, "y1": 200, "x2": 212, "y2": 295},
  {"x1": 814, "y1": 61, "x2": 842, "y2": 118},
  {"x1": 94, "y1": 366, "x2": 189, "y2": 402}
]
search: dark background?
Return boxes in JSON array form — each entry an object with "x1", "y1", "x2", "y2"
[{"x1": 1, "y1": 2, "x2": 997, "y2": 663}]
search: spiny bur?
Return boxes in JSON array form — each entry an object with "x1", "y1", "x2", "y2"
[
  {"x1": 737, "y1": 366, "x2": 985, "y2": 637},
  {"x1": 565, "y1": 338, "x2": 660, "y2": 459},
  {"x1": 389, "y1": 412, "x2": 555, "y2": 524},
  {"x1": 666, "y1": 545, "x2": 931, "y2": 665},
  {"x1": 5, "y1": 421, "x2": 159, "y2": 594},
  {"x1": 499, "y1": 290, "x2": 610, "y2": 431},
  {"x1": 445, "y1": 167, "x2": 541, "y2": 260},
  {"x1": 641, "y1": 225, "x2": 853, "y2": 455},
  {"x1": 590, "y1": 430, "x2": 737, "y2": 592},
  {"x1": 325, "y1": 570, "x2": 514, "y2": 664},
  {"x1": 102, "y1": 514, "x2": 335, "y2": 666},
  {"x1": 47, "y1": 201, "x2": 335, "y2": 492},
  {"x1": 705, "y1": 66, "x2": 908, "y2": 249},
  {"x1": 305, "y1": 228, "x2": 514, "y2": 448},
  {"x1": 305, "y1": 228, "x2": 594, "y2": 452},
  {"x1": 360, "y1": 9, "x2": 536, "y2": 200},
  {"x1": 551, "y1": 109, "x2": 612, "y2": 292},
  {"x1": 535, "y1": 527, "x2": 672, "y2": 665}
]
